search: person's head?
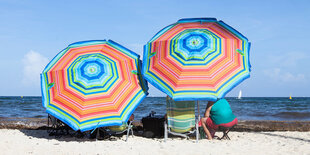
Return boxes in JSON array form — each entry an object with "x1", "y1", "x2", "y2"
[
  {"x1": 208, "y1": 101, "x2": 215, "y2": 104},
  {"x1": 207, "y1": 100, "x2": 216, "y2": 109}
]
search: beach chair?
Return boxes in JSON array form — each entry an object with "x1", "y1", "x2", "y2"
[
  {"x1": 106, "y1": 121, "x2": 134, "y2": 141},
  {"x1": 164, "y1": 96, "x2": 199, "y2": 143},
  {"x1": 217, "y1": 125, "x2": 236, "y2": 140}
]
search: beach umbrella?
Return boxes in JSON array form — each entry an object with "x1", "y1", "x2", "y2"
[
  {"x1": 142, "y1": 18, "x2": 251, "y2": 102},
  {"x1": 41, "y1": 40, "x2": 148, "y2": 132}
]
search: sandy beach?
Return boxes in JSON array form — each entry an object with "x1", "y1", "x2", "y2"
[{"x1": 1, "y1": 129, "x2": 309, "y2": 155}]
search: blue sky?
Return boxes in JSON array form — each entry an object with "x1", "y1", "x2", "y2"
[{"x1": 0, "y1": 0, "x2": 309, "y2": 97}]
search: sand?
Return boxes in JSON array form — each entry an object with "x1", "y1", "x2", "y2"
[{"x1": 0, "y1": 129, "x2": 309, "y2": 155}]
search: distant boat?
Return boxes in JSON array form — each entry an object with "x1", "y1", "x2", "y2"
[
  {"x1": 237, "y1": 90, "x2": 242, "y2": 99},
  {"x1": 289, "y1": 95, "x2": 292, "y2": 100}
]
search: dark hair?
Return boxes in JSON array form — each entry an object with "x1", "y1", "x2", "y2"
[{"x1": 206, "y1": 101, "x2": 215, "y2": 109}]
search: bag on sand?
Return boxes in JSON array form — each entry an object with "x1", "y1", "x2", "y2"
[{"x1": 141, "y1": 111, "x2": 165, "y2": 138}]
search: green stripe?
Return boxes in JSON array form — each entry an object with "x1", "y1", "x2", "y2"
[
  {"x1": 166, "y1": 97, "x2": 195, "y2": 133},
  {"x1": 236, "y1": 49, "x2": 244, "y2": 56}
]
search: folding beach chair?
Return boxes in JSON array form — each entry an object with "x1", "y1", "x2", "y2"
[
  {"x1": 106, "y1": 121, "x2": 134, "y2": 142},
  {"x1": 164, "y1": 96, "x2": 199, "y2": 143},
  {"x1": 217, "y1": 125, "x2": 236, "y2": 140}
]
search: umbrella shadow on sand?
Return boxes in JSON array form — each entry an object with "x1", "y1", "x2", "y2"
[
  {"x1": 19, "y1": 126, "x2": 143, "y2": 142},
  {"x1": 19, "y1": 129, "x2": 97, "y2": 142}
]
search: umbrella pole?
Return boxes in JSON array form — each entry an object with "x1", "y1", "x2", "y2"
[
  {"x1": 196, "y1": 100, "x2": 200, "y2": 142},
  {"x1": 196, "y1": 100, "x2": 200, "y2": 121}
]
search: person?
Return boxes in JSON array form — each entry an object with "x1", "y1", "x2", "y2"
[{"x1": 201, "y1": 99, "x2": 238, "y2": 140}]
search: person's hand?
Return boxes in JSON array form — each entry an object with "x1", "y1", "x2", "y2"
[{"x1": 206, "y1": 135, "x2": 212, "y2": 140}]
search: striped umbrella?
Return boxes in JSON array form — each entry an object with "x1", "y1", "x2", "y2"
[
  {"x1": 41, "y1": 40, "x2": 148, "y2": 132},
  {"x1": 142, "y1": 18, "x2": 251, "y2": 101}
]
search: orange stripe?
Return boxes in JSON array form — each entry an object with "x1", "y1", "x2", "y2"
[
  {"x1": 148, "y1": 21, "x2": 246, "y2": 91},
  {"x1": 47, "y1": 43, "x2": 142, "y2": 120}
]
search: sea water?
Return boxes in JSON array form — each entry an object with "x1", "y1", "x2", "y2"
[{"x1": 0, "y1": 96, "x2": 309, "y2": 121}]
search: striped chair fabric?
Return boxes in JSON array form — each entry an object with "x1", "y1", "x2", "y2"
[{"x1": 167, "y1": 96, "x2": 196, "y2": 133}]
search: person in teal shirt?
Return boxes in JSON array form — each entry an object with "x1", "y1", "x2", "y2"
[{"x1": 201, "y1": 99, "x2": 238, "y2": 140}]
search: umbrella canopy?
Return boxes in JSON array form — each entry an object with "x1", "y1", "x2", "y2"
[
  {"x1": 41, "y1": 40, "x2": 148, "y2": 131},
  {"x1": 142, "y1": 18, "x2": 251, "y2": 101}
]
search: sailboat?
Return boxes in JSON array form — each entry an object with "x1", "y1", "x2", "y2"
[
  {"x1": 237, "y1": 90, "x2": 242, "y2": 99},
  {"x1": 289, "y1": 95, "x2": 292, "y2": 100}
]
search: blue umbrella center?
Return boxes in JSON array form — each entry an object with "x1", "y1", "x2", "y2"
[
  {"x1": 81, "y1": 61, "x2": 104, "y2": 80},
  {"x1": 183, "y1": 34, "x2": 207, "y2": 52},
  {"x1": 67, "y1": 53, "x2": 119, "y2": 94},
  {"x1": 171, "y1": 29, "x2": 219, "y2": 62}
]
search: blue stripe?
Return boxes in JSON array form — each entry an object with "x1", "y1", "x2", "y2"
[
  {"x1": 67, "y1": 53, "x2": 119, "y2": 95},
  {"x1": 42, "y1": 48, "x2": 67, "y2": 73},
  {"x1": 41, "y1": 40, "x2": 148, "y2": 131},
  {"x1": 169, "y1": 30, "x2": 222, "y2": 66},
  {"x1": 107, "y1": 40, "x2": 139, "y2": 59},
  {"x1": 142, "y1": 18, "x2": 251, "y2": 101},
  {"x1": 247, "y1": 42, "x2": 252, "y2": 72},
  {"x1": 149, "y1": 24, "x2": 175, "y2": 42},
  {"x1": 46, "y1": 108, "x2": 79, "y2": 131},
  {"x1": 137, "y1": 59, "x2": 149, "y2": 94},
  {"x1": 44, "y1": 80, "x2": 147, "y2": 129},
  {"x1": 219, "y1": 74, "x2": 250, "y2": 99},
  {"x1": 217, "y1": 21, "x2": 248, "y2": 42},
  {"x1": 67, "y1": 40, "x2": 107, "y2": 47},
  {"x1": 177, "y1": 18, "x2": 217, "y2": 23},
  {"x1": 40, "y1": 73, "x2": 46, "y2": 108},
  {"x1": 42, "y1": 40, "x2": 108, "y2": 74},
  {"x1": 143, "y1": 45, "x2": 250, "y2": 101}
]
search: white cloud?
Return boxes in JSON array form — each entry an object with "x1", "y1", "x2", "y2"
[
  {"x1": 262, "y1": 51, "x2": 309, "y2": 85},
  {"x1": 22, "y1": 51, "x2": 49, "y2": 86},
  {"x1": 267, "y1": 52, "x2": 308, "y2": 67},
  {"x1": 263, "y1": 68, "x2": 306, "y2": 83}
]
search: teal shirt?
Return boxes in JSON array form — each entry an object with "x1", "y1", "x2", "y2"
[{"x1": 210, "y1": 99, "x2": 236, "y2": 125}]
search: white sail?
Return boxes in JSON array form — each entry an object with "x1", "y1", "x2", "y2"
[{"x1": 238, "y1": 90, "x2": 242, "y2": 99}]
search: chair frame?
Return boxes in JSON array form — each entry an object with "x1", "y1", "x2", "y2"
[
  {"x1": 103, "y1": 121, "x2": 134, "y2": 142},
  {"x1": 164, "y1": 119, "x2": 199, "y2": 143},
  {"x1": 217, "y1": 125, "x2": 235, "y2": 140},
  {"x1": 164, "y1": 97, "x2": 199, "y2": 143}
]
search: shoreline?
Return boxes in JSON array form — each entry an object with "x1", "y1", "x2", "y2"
[{"x1": 1, "y1": 117, "x2": 310, "y2": 131}]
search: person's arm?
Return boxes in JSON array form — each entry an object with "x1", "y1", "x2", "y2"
[
  {"x1": 201, "y1": 117, "x2": 212, "y2": 140},
  {"x1": 204, "y1": 102, "x2": 213, "y2": 118},
  {"x1": 202, "y1": 102, "x2": 214, "y2": 140}
]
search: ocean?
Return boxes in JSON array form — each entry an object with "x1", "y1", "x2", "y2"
[{"x1": 0, "y1": 96, "x2": 310, "y2": 121}]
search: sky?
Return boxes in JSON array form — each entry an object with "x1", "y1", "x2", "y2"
[{"x1": 0, "y1": 0, "x2": 309, "y2": 97}]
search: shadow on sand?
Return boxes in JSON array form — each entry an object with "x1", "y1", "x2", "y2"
[
  {"x1": 19, "y1": 126, "x2": 140, "y2": 142},
  {"x1": 256, "y1": 132, "x2": 310, "y2": 143},
  {"x1": 19, "y1": 128, "x2": 97, "y2": 142}
]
